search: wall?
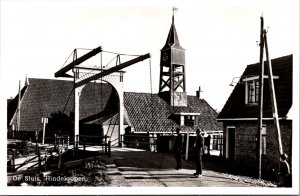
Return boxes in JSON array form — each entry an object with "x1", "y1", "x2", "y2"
[{"x1": 223, "y1": 120, "x2": 292, "y2": 172}]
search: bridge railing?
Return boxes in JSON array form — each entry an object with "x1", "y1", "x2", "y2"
[{"x1": 75, "y1": 135, "x2": 111, "y2": 157}]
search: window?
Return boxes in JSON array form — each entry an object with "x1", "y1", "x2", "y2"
[
  {"x1": 212, "y1": 134, "x2": 223, "y2": 151},
  {"x1": 176, "y1": 113, "x2": 200, "y2": 126},
  {"x1": 246, "y1": 80, "x2": 259, "y2": 104},
  {"x1": 184, "y1": 115, "x2": 195, "y2": 126},
  {"x1": 244, "y1": 75, "x2": 280, "y2": 105}
]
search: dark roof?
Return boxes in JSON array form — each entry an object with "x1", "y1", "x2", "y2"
[
  {"x1": 7, "y1": 85, "x2": 28, "y2": 127},
  {"x1": 218, "y1": 54, "x2": 292, "y2": 119},
  {"x1": 161, "y1": 17, "x2": 184, "y2": 50},
  {"x1": 9, "y1": 78, "x2": 118, "y2": 132},
  {"x1": 124, "y1": 92, "x2": 222, "y2": 133}
]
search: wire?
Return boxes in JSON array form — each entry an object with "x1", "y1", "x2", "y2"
[
  {"x1": 149, "y1": 57, "x2": 154, "y2": 133},
  {"x1": 75, "y1": 48, "x2": 93, "y2": 51},
  {"x1": 62, "y1": 87, "x2": 74, "y2": 113},
  {"x1": 102, "y1": 50, "x2": 140, "y2": 57},
  {"x1": 60, "y1": 50, "x2": 75, "y2": 69},
  {"x1": 77, "y1": 54, "x2": 118, "y2": 81}
]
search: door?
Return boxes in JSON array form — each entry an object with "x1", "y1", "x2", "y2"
[{"x1": 226, "y1": 127, "x2": 236, "y2": 159}]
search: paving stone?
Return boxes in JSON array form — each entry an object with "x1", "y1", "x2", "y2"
[{"x1": 102, "y1": 147, "x2": 275, "y2": 187}]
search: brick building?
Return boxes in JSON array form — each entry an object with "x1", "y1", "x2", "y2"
[{"x1": 217, "y1": 54, "x2": 293, "y2": 174}]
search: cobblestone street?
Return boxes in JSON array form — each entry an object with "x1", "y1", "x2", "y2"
[{"x1": 102, "y1": 147, "x2": 276, "y2": 187}]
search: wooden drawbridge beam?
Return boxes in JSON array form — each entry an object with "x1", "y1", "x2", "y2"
[
  {"x1": 55, "y1": 46, "x2": 102, "y2": 78},
  {"x1": 74, "y1": 53, "x2": 151, "y2": 88}
]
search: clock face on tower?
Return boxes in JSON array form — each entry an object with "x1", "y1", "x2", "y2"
[{"x1": 162, "y1": 52, "x2": 169, "y2": 62}]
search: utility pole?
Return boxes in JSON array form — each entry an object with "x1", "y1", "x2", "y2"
[
  {"x1": 256, "y1": 16, "x2": 284, "y2": 179},
  {"x1": 257, "y1": 16, "x2": 264, "y2": 179},
  {"x1": 263, "y1": 30, "x2": 283, "y2": 156}
]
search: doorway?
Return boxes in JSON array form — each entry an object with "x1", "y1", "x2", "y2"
[{"x1": 226, "y1": 126, "x2": 236, "y2": 159}]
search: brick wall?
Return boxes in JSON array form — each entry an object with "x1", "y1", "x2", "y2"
[{"x1": 223, "y1": 120, "x2": 292, "y2": 172}]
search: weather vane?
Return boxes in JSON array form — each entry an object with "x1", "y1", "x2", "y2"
[{"x1": 172, "y1": 6, "x2": 178, "y2": 22}]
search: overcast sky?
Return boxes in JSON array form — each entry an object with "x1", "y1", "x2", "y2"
[{"x1": 0, "y1": 0, "x2": 298, "y2": 112}]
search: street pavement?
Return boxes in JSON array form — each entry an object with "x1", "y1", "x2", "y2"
[{"x1": 102, "y1": 147, "x2": 256, "y2": 187}]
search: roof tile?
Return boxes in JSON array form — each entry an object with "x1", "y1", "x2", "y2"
[{"x1": 218, "y1": 54, "x2": 292, "y2": 119}]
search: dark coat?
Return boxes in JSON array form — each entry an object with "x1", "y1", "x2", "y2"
[
  {"x1": 278, "y1": 160, "x2": 291, "y2": 187},
  {"x1": 194, "y1": 135, "x2": 204, "y2": 156},
  {"x1": 174, "y1": 134, "x2": 183, "y2": 153}
]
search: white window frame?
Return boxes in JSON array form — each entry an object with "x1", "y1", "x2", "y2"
[
  {"x1": 245, "y1": 80, "x2": 259, "y2": 105},
  {"x1": 243, "y1": 76, "x2": 279, "y2": 105}
]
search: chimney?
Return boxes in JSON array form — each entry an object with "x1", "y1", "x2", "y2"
[
  {"x1": 25, "y1": 74, "x2": 29, "y2": 86},
  {"x1": 196, "y1": 86, "x2": 202, "y2": 99}
]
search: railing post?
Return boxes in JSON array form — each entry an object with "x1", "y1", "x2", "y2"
[
  {"x1": 76, "y1": 135, "x2": 79, "y2": 150},
  {"x1": 108, "y1": 140, "x2": 111, "y2": 157},
  {"x1": 54, "y1": 134, "x2": 57, "y2": 148},
  {"x1": 58, "y1": 150, "x2": 61, "y2": 170},
  {"x1": 58, "y1": 137, "x2": 61, "y2": 151},
  {"x1": 219, "y1": 135, "x2": 223, "y2": 157},
  {"x1": 67, "y1": 136, "x2": 69, "y2": 150},
  {"x1": 83, "y1": 138, "x2": 86, "y2": 151},
  {"x1": 12, "y1": 149, "x2": 16, "y2": 171},
  {"x1": 185, "y1": 132, "x2": 190, "y2": 161},
  {"x1": 44, "y1": 150, "x2": 47, "y2": 171},
  {"x1": 37, "y1": 143, "x2": 41, "y2": 170},
  {"x1": 119, "y1": 134, "x2": 123, "y2": 148},
  {"x1": 104, "y1": 136, "x2": 107, "y2": 155}
]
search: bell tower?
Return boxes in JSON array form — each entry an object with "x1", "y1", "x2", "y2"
[{"x1": 159, "y1": 8, "x2": 187, "y2": 107}]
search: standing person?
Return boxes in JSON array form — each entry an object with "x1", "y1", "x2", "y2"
[
  {"x1": 193, "y1": 129, "x2": 204, "y2": 177},
  {"x1": 277, "y1": 153, "x2": 291, "y2": 187},
  {"x1": 174, "y1": 128, "x2": 183, "y2": 170},
  {"x1": 205, "y1": 134, "x2": 211, "y2": 156}
]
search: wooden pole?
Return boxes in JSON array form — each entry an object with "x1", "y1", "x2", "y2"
[
  {"x1": 76, "y1": 135, "x2": 79, "y2": 150},
  {"x1": 73, "y1": 69, "x2": 80, "y2": 146},
  {"x1": 185, "y1": 131, "x2": 189, "y2": 160},
  {"x1": 105, "y1": 136, "x2": 107, "y2": 154},
  {"x1": 257, "y1": 16, "x2": 265, "y2": 179},
  {"x1": 54, "y1": 134, "x2": 57, "y2": 148},
  {"x1": 263, "y1": 30, "x2": 283, "y2": 155},
  {"x1": 12, "y1": 149, "x2": 16, "y2": 171},
  {"x1": 42, "y1": 117, "x2": 47, "y2": 145},
  {"x1": 58, "y1": 151, "x2": 61, "y2": 170},
  {"x1": 83, "y1": 138, "x2": 86, "y2": 151},
  {"x1": 17, "y1": 80, "x2": 21, "y2": 139},
  {"x1": 108, "y1": 141, "x2": 111, "y2": 157}
]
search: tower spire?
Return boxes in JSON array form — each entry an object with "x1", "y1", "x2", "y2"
[{"x1": 159, "y1": 7, "x2": 187, "y2": 107}]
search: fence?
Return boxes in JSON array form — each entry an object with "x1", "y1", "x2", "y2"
[
  {"x1": 7, "y1": 134, "x2": 111, "y2": 173},
  {"x1": 75, "y1": 135, "x2": 111, "y2": 157},
  {"x1": 7, "y1": 140, "x2": 45, "y2": 172},
  {"x1": 121, "y1": 134, "x2": 156, "y2": 151}
]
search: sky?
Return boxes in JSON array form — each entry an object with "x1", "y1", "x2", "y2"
[{"x1": 0, "y1": 0, "x2": 298, "y2": 112}]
